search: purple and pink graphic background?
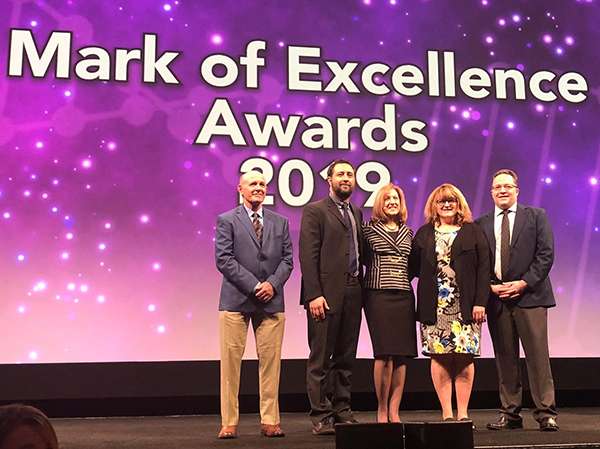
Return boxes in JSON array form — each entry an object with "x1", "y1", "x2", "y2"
[{"x1": 0, "y1": 0, "x2": 599, "y2": 363}]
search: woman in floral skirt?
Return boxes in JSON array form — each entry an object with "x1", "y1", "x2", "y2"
[{"x1": 410, "y1": 184, "x2": 490, "y2": 423}]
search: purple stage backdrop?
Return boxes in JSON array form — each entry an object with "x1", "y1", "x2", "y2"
[{"x1": 0, "y1": 0, "x2": 599, "y2": 363}]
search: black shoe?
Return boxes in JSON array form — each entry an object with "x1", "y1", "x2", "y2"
[
  {"x1": 460, "y1": 417, "x2": 476, "y2": 430},
  {"x1": 338, "y1": 418, "x2": 358, "y2": 424},
  {"x1": 313, "y1": 417, "x2": 335, "y2": 435},
  {"x1": 539, "y1": 417, "x2": 559, "y2": 431},
  {"x1": 486, "y1": 416, "x2": 523, "y2": 430}
]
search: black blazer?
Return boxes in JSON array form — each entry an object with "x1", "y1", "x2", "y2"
[
  {"x1": 299, "y1": 196, "x2": 363, "y2": 313},
  {"x1": 475, "y1": 204, "x2": 556, "y2": 315},
  {"x1": 410, "y1": 222, "x2": 490, "y2": 324}
]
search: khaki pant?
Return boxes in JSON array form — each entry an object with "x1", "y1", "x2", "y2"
[{"x1": 220, "y1": 310, "x2": 285, "y2": 426}]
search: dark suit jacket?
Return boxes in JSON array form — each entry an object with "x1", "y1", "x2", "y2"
[
  {"x1": 410, "y1": 222, "x2": 490, "y2": 324},
  {"x1": 299, "y1": 196, "x2": 363, "y2": 313},
  {"x1": 215, "y1": 205, "x2": 293, "y2": 313},
  {"x1": 475, "y1": 203, "x2": 556, "y2": 315}
]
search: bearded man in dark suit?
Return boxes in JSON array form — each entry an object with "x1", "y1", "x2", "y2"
[
  {"x1": 475, "y1": 169, "x2": 558, "y2": 432},
  {"x1": 299, "y1": 159, "x2": 363, "y2": 435}
]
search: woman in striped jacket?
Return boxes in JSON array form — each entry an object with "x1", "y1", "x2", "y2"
[{"x1": 362, "y1": 184, "x2": 417, "y2": 423}]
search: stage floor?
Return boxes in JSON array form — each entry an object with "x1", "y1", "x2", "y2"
[{"x1": 52, "y1": 408, "x2": 600, "y2": 449}]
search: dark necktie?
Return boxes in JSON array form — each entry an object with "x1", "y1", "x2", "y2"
[
  {"x1": 252, "y1": 212, "x2": 263, "y2": 245},
  {"x1": 501, "y1": 209, "x2": 510, "y2": 281},
  {"x1": 342, "y1": 203, "x2": 358, "y2": 275}
]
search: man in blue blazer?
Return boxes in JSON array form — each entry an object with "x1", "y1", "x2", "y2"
[
  {"x1": 215, "y1": 171, "x2": 293, "y2": 439},
  {"x1": 475, "y1": 169, "x2": 558, "y2": 432}
]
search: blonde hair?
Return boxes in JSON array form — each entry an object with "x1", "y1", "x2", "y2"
[
  {"x1": 371, "y1": 184, "x2": 408, "y2": 224},
  {"x1": 424, "y1": 183, "x2": 472, "y2": 225}
]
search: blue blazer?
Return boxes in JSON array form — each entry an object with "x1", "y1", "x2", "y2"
[
  {"x1": 475, "y1": 203, "x2": 556, "y2": 314},
  {"x1": 215, "y1": 205, "x2": 293, "y2": 313}
]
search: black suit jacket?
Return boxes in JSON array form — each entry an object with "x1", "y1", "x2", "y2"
[
  {"x1": 475, "y1": 203, "x2": 556, "y2": 315},
  {"x1": 410, "y1": 222, "x2": 490, "y2": 324},
  {"x1": 299, "y1": 196, "x2": 363, "y2": 313}
]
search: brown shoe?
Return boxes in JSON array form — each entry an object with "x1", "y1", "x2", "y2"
[
  {"x1": 218, "y1": 425, "x2": 237, "y2": 439},
  {"x1": 261, "y1": 424, "x2": 285, "y2": 437}
]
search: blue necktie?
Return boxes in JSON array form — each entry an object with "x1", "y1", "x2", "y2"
[{"x1": 343, "y1": 203, "x2": 358, "y2": 275}]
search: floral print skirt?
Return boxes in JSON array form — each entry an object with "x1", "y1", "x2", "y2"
[
  {"x1": 420, "y1": 276, "x2": 482, "y2": 356},
  {"x1": 420, "y1": 308, "x2": 481, "y2": 356}
]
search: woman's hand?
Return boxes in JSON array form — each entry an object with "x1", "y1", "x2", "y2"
[{"x1": 472, "y1": 305, "x2": 486, "y2": 324}]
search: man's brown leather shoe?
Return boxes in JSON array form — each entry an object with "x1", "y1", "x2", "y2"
[
  {"x1": 218, "y1": 425, "x2": 237, "y2": 439},
  {"x1": 261, "y1": 424, "x2": 285, "y2": 437}
]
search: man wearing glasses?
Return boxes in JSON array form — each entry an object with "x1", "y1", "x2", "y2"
[{"x1": 475, "y1": 169, "x2": 558, "y2": 432}]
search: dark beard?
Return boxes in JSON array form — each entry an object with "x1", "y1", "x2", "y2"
[{"x1": 333, "y1": 184, "x2": 353, "y2": 201}]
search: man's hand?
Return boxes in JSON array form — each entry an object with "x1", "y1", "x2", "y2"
[
  {"x1": 309, "y1": 296, "x2": 330, "y2": 321},
  {"x1": 501, "y1": 280, "x2": 528, "y2": 299},
  {"x1": 492, "y1": 280, "x2": 527, "y2": 300},
  {"x1": 472, "y1": 305, "x2": 486, "y2": 324},
  {"x1": 491, "y1": 283, "x2": 509, "y2": 298},
  {"x1": 255, "y1": 282, "x2": 274, "y2": 302}
]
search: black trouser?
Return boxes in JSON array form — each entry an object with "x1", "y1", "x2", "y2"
[{"x1": 306, "y1": 278, "x2": 362, "y2": 425}]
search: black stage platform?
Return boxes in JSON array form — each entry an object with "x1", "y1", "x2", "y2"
[{"x1": 53, "y1": 408, "x2": 600, "y2": 449}]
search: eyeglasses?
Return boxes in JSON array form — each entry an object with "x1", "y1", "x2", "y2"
[
  {"x1": 436, "y1": 199, "x2": 457, "y2": 206},
  {"x1": 491, "y1": 184, "x2": 517, "y2": 192}
]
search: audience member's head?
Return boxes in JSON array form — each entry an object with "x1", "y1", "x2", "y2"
[{"x1": 0, "y1": 404, "x2": 58, "y2": 449}]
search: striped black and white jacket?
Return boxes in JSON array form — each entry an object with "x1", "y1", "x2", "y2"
[{"x1": 362, "y1": 220, "x2": 413, "y2": 291}]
